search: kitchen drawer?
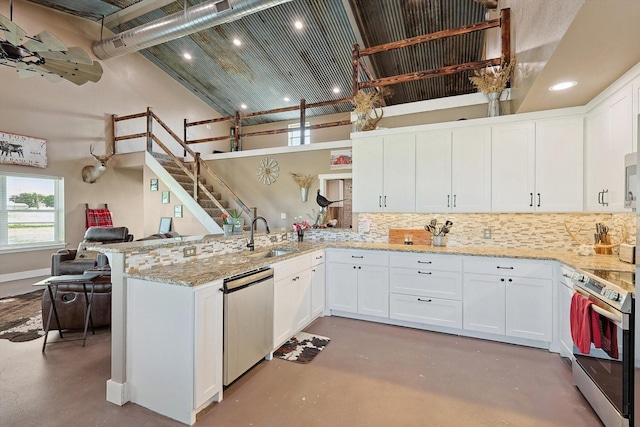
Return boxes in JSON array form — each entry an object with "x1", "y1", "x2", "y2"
[
  {"x1": 310, "y1": 250, "x2": 325, "y2": 267},
  {"x1": 390, "y1": 293, "x2": 462, "y2": 329},
  {"x1": 389, "y1": 253, "x2": 462, "y2": 271},
  {"x1": 464, "y1": 257, "x2": 553, "y2": 279},
  {"x1": 273, "y1": 254, "x2": 311, "y2": 282},
  {"x1": 326, "y1": 249, "x2": 389, "y2": 266},
  {"x1": 390, "y1": 268, "x2": 462, "y2": 300}
]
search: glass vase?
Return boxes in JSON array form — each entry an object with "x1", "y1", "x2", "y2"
[{"x1": 297, "y1": 229, "x2": 304, "y2": 242}]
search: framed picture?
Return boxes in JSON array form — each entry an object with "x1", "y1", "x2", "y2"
[
  {"x1": 150, "y1": 179, "x2": 158, "y2": 191},
  {"x1": 162, "y1": 191, "x2": 170, "y2": 204},
  {"x1": 174, "y1": 205, "x2": 183, "y2": 218},
  {"x1": 0, "y1": 130, "x2": 47, "y2": 168},
  {"x1": 158, "y1": 217, "x2": 172, "y2": 233},
  {"x1": 330, "y1": 149, "x2": 352, "y2": 170}
]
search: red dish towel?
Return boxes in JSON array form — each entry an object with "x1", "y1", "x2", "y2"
[
  {"x1": 570, "y1": 293, "x2": 596, "y2": 354},
  {"x1": 593, "y1": 312, "x2": 619, "y2": 359}
]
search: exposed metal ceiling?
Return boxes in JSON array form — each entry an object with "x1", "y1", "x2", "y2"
[{"x1": 25, "y1": 0, "x2": 489, "y2": 125}]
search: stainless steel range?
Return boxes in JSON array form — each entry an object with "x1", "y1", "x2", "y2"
[{"x1": 566, "y1": 268, "x2": 634, "y2": 427}]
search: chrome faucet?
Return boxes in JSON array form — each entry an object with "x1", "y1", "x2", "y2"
[{"x1": 247, "y1": 216, "x2": 270, "y2": 251}]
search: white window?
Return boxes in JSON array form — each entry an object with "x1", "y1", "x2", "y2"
[
  {"x1": 0, "y1": 172, "x2": 64, "y2": 251},
  {"x1": 288, "y1": 122, "x2": 311, "y2": 146}
]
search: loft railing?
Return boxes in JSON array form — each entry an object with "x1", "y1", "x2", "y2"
[
  {"x1": 181, "y1": 9, "x2": 512, "y2": 148},
  {"x1": 112, "y1": 107, "x2": 251, "y2": 219},
  {"x1": 184, "y1": 97, "x2": 353, "y2": 150}
]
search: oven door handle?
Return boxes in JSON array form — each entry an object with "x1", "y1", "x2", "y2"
[
  {"x1": 590, "y1": 304, "x2": 623, "y2": 326},
  {"x1": 573, "y1": 287, "x2": 624, "y2": 327}
]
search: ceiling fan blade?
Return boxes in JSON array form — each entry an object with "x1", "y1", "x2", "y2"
[
  {"x1": 40, "y1": 46, "x2": 92, "y2": 65},
  {"x1": 0, "y1": 14, "x2": 27, "y2": 46},
  {"x1": 40, "y1": 61, "x2": 102, "y2": 85},
  {"x1": 42, "y1": 59, "x2": 103, "y2": 79},
  {"x1": 23, "y1": 30, "x2": 67, "y2": 53}
]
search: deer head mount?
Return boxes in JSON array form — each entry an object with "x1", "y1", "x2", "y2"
[{"x1": 82, "y1": 146, "x2": 114, "y2": 183}]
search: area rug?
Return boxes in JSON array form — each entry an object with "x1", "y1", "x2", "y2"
[
  {"x1": 0, "y1": 290, "x2": 44, "y2": 342},
  {"x1": 274, "y1": 332, "x2": 330, "y2": 363}
]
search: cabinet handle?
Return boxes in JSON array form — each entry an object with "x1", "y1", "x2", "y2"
[
  {"x1": 602, "y1": 189, "x2": 609, "y2": 206},
  {"x1": 315, "y1": 255, "x2": 323, "y2": 260},
  {"x1": 358, "y1": 266, "x2": 362, "y2": 270},
  {"x1": 453, "y1": 194, "x2": 457, "y2": 207},
  {"x1": 312, "y1": 269, "x2": 316, "y2": 272},
  {"x1": 497, "y1": 266, "x2": 514, "y2": 270},
  {"x1": 417, "y1": 260, "x2": 432, "y2": 264},
  {"x1": 529, "y1": 192, "x2": 533, "y2": 207},
  {"x1": 447, "y1": 195, "x2": 450, "y2": 207},
  {"x1": 352, "y1": 255, "x2": 364, "y2": 258},
  {"x1": 418, "y1": 271, "x2": 432, "y2": 275},
  {"x1": 379, "y1": 196, "x2": 382, "y2": 208},
  {"x1": 384, "y1": 195, "x2": 387, "y2": 207},
  {"x1": 537, "y1": 193, "x2": 541, "y2": 207},
  {"x1": 508, "y1": 278, "x2": 513, "y2": 282},
  {"x1": 353, "y1": 266, "x2": 356, "y2": 269},
  {"x1": 598, "y1": 190, "x2": 602, "y2": 205},
  {"x1": 501, "y1": 278, "x2": 505, "y2": 282},
  {"x1": 417, "y1": 298, "x2": 432, "y2": 303}
]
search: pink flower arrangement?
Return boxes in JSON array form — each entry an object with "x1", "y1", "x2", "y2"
[{"x1": 293, "y1": 220, "x2": 311, "y2": 231}]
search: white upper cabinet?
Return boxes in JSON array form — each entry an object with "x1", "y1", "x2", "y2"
[
  {"x1": 353, "y1": 134, "x2": 416, "y2": 212},
  {"x1": 416, "y1": 126, "x2": 491, "y2": 213},
  {"x1": 415, "y1": 130, "x2": 452, "y2": 212},
  {"x1": 534, "y1": 117, "x2": 584, "y2": 212},
  {"x1": 491, "y1": 122, "x2": 536, "y2": 211},
  {"x1": 585, "y1": 84, "x2": 633, "y2": 212},
  {"x1": 492, "y1": 117, "x2": 583, "y2": 212}
]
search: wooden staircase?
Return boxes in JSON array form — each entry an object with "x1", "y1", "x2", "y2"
[{"x1": 153, "y1": 153, "x2": 228, "y2": 226}]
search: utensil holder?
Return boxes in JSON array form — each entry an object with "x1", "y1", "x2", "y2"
[{"x1": 432, "y1": 235, "x2": 447, "y2": 247}]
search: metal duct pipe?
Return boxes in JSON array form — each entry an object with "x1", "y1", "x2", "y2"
[{"x1": 92, "y1": 0, "x2": 291, "y2": 60}]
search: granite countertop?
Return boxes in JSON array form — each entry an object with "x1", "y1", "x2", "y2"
[{"x1": 126, "y1": 241, "x2": 635, "y2": 287}]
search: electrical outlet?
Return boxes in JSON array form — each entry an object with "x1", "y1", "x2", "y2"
[
  {"x1": 483, "y1": 229, "x2": 492, "y2": 239},
  {"x1": 280, "y1": 212, "x2": 287, "y2": 219},
  {"x1": 183, "y1": 246, "x2": 197, "y2": 257}
]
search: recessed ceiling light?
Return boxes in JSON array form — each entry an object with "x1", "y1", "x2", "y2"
[
  {"x1": 240, "y1": 103, "x2": 248, "y2": 109},
  {"x1": 549, "y1": 81, "x2": 577, "y2": 91},
  {"x1": 294, "y1": 20, "x2": 303, "y2": 30},
  {"x1": 283, "y1": 97, "x2": 290, "y2": 102},
  {"x1": 233, "y1": 38, "x2": 242, "y2": 46},
  {"x1": 332, "y1": 87, "x2": 340, "y2": 94},
  {"x1": 183, "y1": 52, "x2": 192, "y2": 60}
]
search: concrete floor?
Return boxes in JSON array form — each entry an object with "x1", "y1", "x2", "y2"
[{"x1": 0, "y1": 303, "x2": 603, "y2": 427}]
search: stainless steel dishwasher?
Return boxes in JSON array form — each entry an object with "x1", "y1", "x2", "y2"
[{"x1": 223, "y1": 267, "x2": 274, "y2": 386}]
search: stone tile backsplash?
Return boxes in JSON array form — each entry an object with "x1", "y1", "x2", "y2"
[
  {"x1": 354, "y1": 212, "x2": 636, "y2": 251},
  {"x1": 125, "y1": 212, "x2": 636, "y2": 273}
]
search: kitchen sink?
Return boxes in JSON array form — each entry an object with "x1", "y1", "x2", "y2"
[{"x1": 249, "y1": 247, "x2": 299, "y2": 259}]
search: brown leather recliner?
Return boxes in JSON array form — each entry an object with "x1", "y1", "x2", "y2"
[
  {"x1": 44, "y1": 226, "x2": 133, "y2": 330},
  {"x1": 51, "y1": 226, "x2": 133, "y2": 276}
]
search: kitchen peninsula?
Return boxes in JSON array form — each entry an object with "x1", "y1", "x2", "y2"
[{"x1": 91, "y1": 229, "x2": 634, "y2": 425}]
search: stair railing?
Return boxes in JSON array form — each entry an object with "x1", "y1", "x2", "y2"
[{"x1": 113, "y1": 107, "x2": 252, "y2": 219}]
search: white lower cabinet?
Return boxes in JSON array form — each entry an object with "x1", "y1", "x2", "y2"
[
  {"x1": 462, "y1": 273, "x2": 506, "y2": 335},
  {"x1": 127, "y1": 278, "x2": 223, "y2": 425},
  {"x1": 310, "y1": 251, "x2": 326, "y2": 318},
  {"x1": 390, "y1": 294, "x2": 462, "y2": 328},
  {"x1": 389, "y1": 253, "x2": 463, "y2": 328},
  {"x1": 273, "y1": 254, "x2": 315, "y2": 349},
  {"x1": 463, "y1": 258, "x2": 553, "y2": 342},
  {"x1": 558, "y1": 265, "x2": 575, "y2": 359},
  {"x1": 326, "y1": 249, "x2": 389, "y2": 318}
]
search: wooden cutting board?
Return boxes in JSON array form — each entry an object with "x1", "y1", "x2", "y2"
[{"x1": 388, "y1": 228, "x2": 432, "y2": 245}]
